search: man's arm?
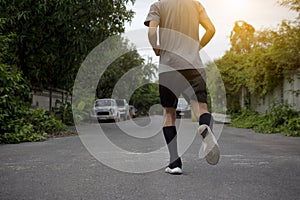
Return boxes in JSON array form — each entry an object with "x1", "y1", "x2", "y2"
[
  {"x1": 199, "y1": 18, "x2": 215, "y2": 49},
  {"x1": 148, "y1": 20, "x2": 160, "y2": 56}
]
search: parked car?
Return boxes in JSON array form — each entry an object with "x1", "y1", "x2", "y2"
[
  {"x1": 91, "y1": 99, "x2": 120, "y2": 122},
  {"x1": 116, "y1": 99, "x2": 130, "y2": 120},
  {"x1": 176, "y1": 98, "x2": 191, "y2": 118},
  {"x1": 129, "y1": 105, "x2": 138, "y2": 118}
]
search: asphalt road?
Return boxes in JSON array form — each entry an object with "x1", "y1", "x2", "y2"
[{"x1": 0, "y1": 116, "x2": 300, "y2": 200}]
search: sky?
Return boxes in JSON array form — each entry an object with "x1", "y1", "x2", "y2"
[{"x1": 125, "y1": 0, "x2": 298, "y2": 60}]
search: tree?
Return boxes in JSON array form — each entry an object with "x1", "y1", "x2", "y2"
[
  {"x1": 230, "y1": 20, "x2": 255, "y2": 54},
  {"x1": 0, "y1": 31, "x2": 66, "y2": 143},
  {"x1": 278, "y1": 0, "x2": 300, "y2": 14},
  {"x1": 71, "y1": 33, "x2": 159, "y2": 119},
  {"x1": 130, "y1": 83, "x2": 160, "y2": 115},
  {"x1": 217, "y1": 10, "x2": 300, "y2": 112},
  {"x1": 128, "y1": 58, "x2": 159, "y2": 115},
  {"x1": 96, "y1": 41, "x2": 159, "y2": 115},
  {"x1": 97, "y1": 48, "x2": 145, "y2": 99},
  {"x1": 0, "y1": 0, "x2": 135, "y2": 92}
]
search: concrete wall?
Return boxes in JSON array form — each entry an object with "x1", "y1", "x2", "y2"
[
  {"x1": 31, "y1": 89, "x2": 71, "y2": 111},
  {"x1": 249, "y1": 68, "x2": 300, "y2": 113},
  {"x1": 284, "y1": 71, "x2": 300, "y2": 111}
]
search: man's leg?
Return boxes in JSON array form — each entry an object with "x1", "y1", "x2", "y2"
[
  {"x1": 159, "y1": 71, "x2": 182, "y2": 174},
  {"x1": 190, "y1": 100, "x2": 209, "y2": 118},
  {"x1": 190, "y1": 101, "x2": 213, "y2": 138},
  {"x1": 190, "y1": 100, "x2": 219, "y2": 165},
  {"x1": 163, "y1": 107, "x2": 182, "y2": 174},
  {"x1": 163, "y1": 107, "x2": 176, "y2": 127}
]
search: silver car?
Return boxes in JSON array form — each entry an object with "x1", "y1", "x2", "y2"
[
  {"x1": 176, "y1": 98, "x2": 191, "y2": 118},
  {"x1": 91, "y1": 99, "x2": 120, "y2": 122},
  {"x1": 116, "y1": 99, "x2": 130, "y2": 120}
]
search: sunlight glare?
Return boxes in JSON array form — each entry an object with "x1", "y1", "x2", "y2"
[{"x1": 226, "y1": 0, "x2": 248, "y2": 11}]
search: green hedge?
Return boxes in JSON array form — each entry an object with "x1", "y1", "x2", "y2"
[
  {"x1": 1, "y1": 108, "x2": 67, "y2": 144},
  {"x1": 231, "y1": 103, "x2": 300, "y2": 136}
]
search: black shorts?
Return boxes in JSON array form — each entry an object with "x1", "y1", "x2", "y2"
[{"x1": 159, "y1": 69, "x2": 207, "y2": 108}]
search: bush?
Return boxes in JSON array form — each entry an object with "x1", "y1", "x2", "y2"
[
  {"x1": 54, "y1": 99, "x2": 74, "y2": 125},
  {"x1": 26, "y1": 108, "x2": 67, "y2": 133},
  {"x1": 253, "y1": 103, "x2": 299, "y2": 134},
  {"x1": 231, "y1": 103, "x2": 300, "y2": 136},
  {"x1": 283, "y1": 118, "x2": 300, "y2": 137},
  {"x1": 0, "y1": 108, "x2": 67, "y2": 144},
  {"x1": 231, "y1": 109, "x2": 263, "y2": 129},
  {"x1": 0, "y1": 64, "x2": 67, "y2": 144}
]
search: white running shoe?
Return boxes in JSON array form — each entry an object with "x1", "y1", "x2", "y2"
[
  {"x1": 165, "y1": 167, "x2": 183, "y2": 175},
  {"x1": 198, "y1": 124, "x2": 220, "y2": 165}
]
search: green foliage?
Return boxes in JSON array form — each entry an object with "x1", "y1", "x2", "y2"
[
  {"x1": 0, "y1": 59, "x2": 67, "y2": 144},
  {"x1": 231, "y1": 109, "x2": 263, "y2": 129},
  {"x1": 73, "y1": 100, "x2": 90, "y2": 123},
  {"x1": 284, "y1": 118, "x2": 300, "y2": 136},
  {"x1": 1, "y1": 108, "x2": 67, "y2": 144},
  {"x1": 278, "y1": 0, "x2": 300, "y2": 14},
  {"x1": 0, "y1": 0, "x2": 140, "y2": 142},
  {"x1": 2, "y1": 126, "x2": 42, "y2": 144},
  {"x1": 253, "y1": 104, "x2": 295, "y2": 134},
  {"x1": 97, "y1": 55, "x2": 159, "y2": 116},
  {"x1": 97, "y1": 48, "x2": 146, "y2": 99},
  {"x1": 0, "y1": 64, "x2": 31, "y2": 120},
  {"x1": 94, "y1": 40, "x2": 159, "y2": 116},
  {"x1": 25, "y1": 108, "x2": 67, "y2": 134},
  {"x1": 218, "y1": 20, "x2": 300, "y2": 96},
  {"x1": 130, "y1": 83, "x2": 160, "y2": 116},
  {"x1": 127, "y1": 57, "x2": 159, "y2": 116},
  {"x1": 230, "y1": 20, "x2": 255, "y2": 54},
  {"x1": 0, "y1": 0, "x2": 144, "y2": 142},
  {"x1": 217, "y1": 12, "x2": 300, "y2": 111},
  {"x1": 231, "y1": 103, "x2": 300, "y2": 136},
  {"x1": 0, "y1": 0, "x2": 135, "y2": 91},
  {"x1": 71, "y1": 34, "x2": 158, "y2": 121},
  {"x1": 55, "y1": 99, "x2": 74, "y2": 125}
]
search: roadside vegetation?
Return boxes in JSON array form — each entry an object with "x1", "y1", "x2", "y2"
[
  {"x1": 0, "y1": 64, "x2": 67, "y2": 143},
  {"x1": 0, "y1": 0, "x2": 160, "y2": 143},
  {"x1": 231, "y1": 104, "x2": 300, "y2": 136},
  {"x1": 0, "y1": 0, "x2": 139, "y2": 143},
  {"x1": 215, "y1": 0, "x2": 300, "y2": 136}
]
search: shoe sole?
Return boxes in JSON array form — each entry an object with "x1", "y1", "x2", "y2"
[
  {"x1": 198, "y1": 124, "x2": 220, "y2": 165},
  {"x1": 205, "y1": 144, "x2": 220, "y2": 165},
  {"x1": 165, "y1": 167, "x2": 183, "y2": 175}
]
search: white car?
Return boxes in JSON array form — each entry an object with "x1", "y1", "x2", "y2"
[
  {"x1": 116, "y1": 99, "x2": 130, "y2": 120},
  {"x1": 176, "y1": 98, "x2": 191, "y2": 118},
  {"x1": 91, "y1": 99, "x2": 120, "y2": 122}
]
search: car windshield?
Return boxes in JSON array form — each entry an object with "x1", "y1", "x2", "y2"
[
  {"x1": 95, "y1": 99, "x2": 113, "y2": 107},
  {"x1": 116, "y1": 99, "x2": 125, "y2": 106}
]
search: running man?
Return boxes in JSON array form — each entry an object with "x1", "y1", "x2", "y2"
[{"x1": 144, "y1": 0, "x2": 220, "y2": 175}]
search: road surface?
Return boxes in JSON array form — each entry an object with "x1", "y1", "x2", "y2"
[{"x1": 0, "y1": 116, "x2": 299, "y2": 200}]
